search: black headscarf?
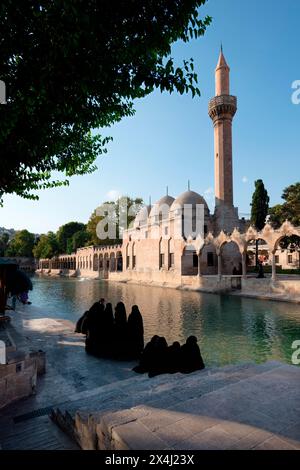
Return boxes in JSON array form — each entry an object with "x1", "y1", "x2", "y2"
[
  {"x1": 180, "y1": 336, "x2": 205, "y2": 373},
  {"x1": 128, "y1": 305, "x2": 144, "y2": 335},
  {"x1": 115, "y1": 302, "x2": 127, "y2": 327},
  {"x1": 167, "y1": 341, "x2": 181, "y2": 374},
  {"x1": 103, "y1": 302, "x2": 114, "y2": 328}
]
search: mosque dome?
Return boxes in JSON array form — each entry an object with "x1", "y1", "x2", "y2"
[
  {"x1": 149, "y1": 195, "x2": 175, "y2": 218},
  {"x1": 171, "y1": 190, "x2": 209, "y2": 212},
  {"x1": 134, "y1": 205, "x2": 151, "y2": 227}
]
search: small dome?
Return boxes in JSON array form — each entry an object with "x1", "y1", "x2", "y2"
[
  {"x1": 171, "y1": 191, "x2": 209, "y2": 210},
  {"x1": 134, "y1": 205, "x2": 151, "y2": 227},
  {"x1": 150, "y1": 195, "x2": 175, "y2": 217}
]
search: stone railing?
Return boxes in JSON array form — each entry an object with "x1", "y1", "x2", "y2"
[{"x1": 208, "y1": 95, "x2": 237, "y2": 120}]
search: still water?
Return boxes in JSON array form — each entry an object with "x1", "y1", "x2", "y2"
[{"x1": 29, "y1": 276, "x2": 300, "y2": 368}]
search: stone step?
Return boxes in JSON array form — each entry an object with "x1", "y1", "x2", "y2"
[
  {"x1": 0, "y1": 413, "x2": 79, "y2": 450},
  {"x1": 53, "y1": 360, "x2": 282, "y2": 411},
  {"x1": 51, "y1": 361, "x2": 284, "y2": 449}
]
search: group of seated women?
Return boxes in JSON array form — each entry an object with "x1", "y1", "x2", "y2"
[
  {"x1": 75, "y1": 299, "x2": 144, "y2": 360},
  {"x1": 133, "y1": 335, "x2": 205, "y2": 377},
  {"x1": 76, "y1": 298, "x2": 205, "y2": 377}
]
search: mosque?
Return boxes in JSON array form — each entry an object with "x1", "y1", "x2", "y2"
[
  {"x1": 120, "y1": 47, "x2": 246, "y2": 280},
  {"x1": 38, "y1": 50, "x2": 300, "y2": 296}
]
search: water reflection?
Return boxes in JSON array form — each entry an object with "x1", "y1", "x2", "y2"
[{"x1": 29, "y1": 276, "x2": 300, "y2": 367}]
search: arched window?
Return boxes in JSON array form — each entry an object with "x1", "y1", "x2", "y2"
[
  {"x1": 168, "y1": 238, "x2": 175, "y2": 269},
  {"x1": 159, "y1": 238, "x2": 165, "y2": 269},
  {"x1": 132, "y1": 243, "x2": 136, "y2": 269},
  {"x1": 126, "y1": 244, "x2": 130, "y2": 269}
]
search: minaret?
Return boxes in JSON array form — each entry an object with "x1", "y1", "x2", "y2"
[
  {"x1": 208, "y1": 48, "x2": 239, "y2": 234},
  {"x1": 208, "y1": 47, "x2": 237, "y2": 208}
]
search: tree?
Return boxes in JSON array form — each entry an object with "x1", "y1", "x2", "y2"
[
  {"x1": 57, "y1": 222, "x2": 86, "y2": 254},
  {"x1": 71, "y1": 229, "x2": 90, "y2": 252},
  {"x1": 0, "y1": 1, "x2": 211, "y2": 203},
  {"x1": 33, "y1": 232, "x2": 59, "y2": 259},
  {"x1": 269, "y1": 183, "x2": 300, "y2": 228},
  {"x1": 269, "y1": 183, "x2": 300, "y2": 262},
  {"x1": 250, "y1": 180, "x2": 270, "y2": 267},
  {"x1": 0, "y1": 232, "x2": 9, "y2": 256},
  {"x1": 5, "y1": 229, "x2": 35, "y2": 257},
  {"x1": 87, "y1": 196, "x2": 143, "y2": 246}
]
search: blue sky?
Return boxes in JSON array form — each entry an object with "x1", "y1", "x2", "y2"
[{"x1": 1, "y1": 0, "x2": 299, "y2": 233}]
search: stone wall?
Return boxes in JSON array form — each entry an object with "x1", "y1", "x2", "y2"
[
  {"x1": 0, "y1": 326, "x2": 46, "y2": 410},
  {"x1": 241, "y1": 277, "x2": 300, "y2": 299},
  {"x1": 109, "y1": 270, "x2": 300, "y2": 301},
  {"x1": 109, "y1": 271, "x2": 242, "y2": 293},
  {"x1": 0, "y1": 351, "x2": 40, "y2": 409}
]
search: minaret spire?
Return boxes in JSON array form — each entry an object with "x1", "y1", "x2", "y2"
[
  {"x1": 215, "y1": 46, "x2": 230, "y2": 96},
  {"x1": 208, "y1": 48, "x2": 237, "y2": 210}
]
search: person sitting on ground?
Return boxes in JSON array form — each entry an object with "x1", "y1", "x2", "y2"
[
  {"x1": 76, "y1": 299, "x2": 104, "y2": 334},
  {"x1": 133, "y1": 335, "x2": 160, "y2": 374},
  {"x1": 100, "y1": 302, "x2": 115, "y2": 357},
  {"x1": 166, "y1": 341, "x2": 181, "y2": 374},
  {"x1": 127, "y1": 305, "x2": 144, "y2": 359},
  {"x1": 180, "y1": 336, "x2": 205, "y2": 374},
  {"x1": 148, "y1": 336, "x2": 169, "y2": 378},
  {"x1": 85, "y1": 302, "x2": 105, "y2": 355},
  {"x1": 75, "y1": 310, "x2": 89, "y2": 333},
  {"x1": 113, "y1": 302, "x2": 128, "y2": 359}
]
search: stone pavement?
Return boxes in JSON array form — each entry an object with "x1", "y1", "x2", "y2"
[{"x1": 52, "y1": 361, "x2": 300, "y2": 450}]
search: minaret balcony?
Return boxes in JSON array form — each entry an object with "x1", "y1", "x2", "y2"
[{"x1": 208, "y1": 95, "x2": 237, "y2": 121}]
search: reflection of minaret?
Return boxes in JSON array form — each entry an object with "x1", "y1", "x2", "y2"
[{"x1": 208, "y1": 47, "x2": 239, "y2": 233}]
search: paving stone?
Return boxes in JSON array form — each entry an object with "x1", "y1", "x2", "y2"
[
  {"x1": 202, "y1": 417, "x2": 254, "y2": 440},
  {"x1": 228, "y1": 429, "x2": 276, "y2": 450},
  {"x1": 153, "y1": 422, "x2": 196, "y2": 447},
  {"x1": 253, "y1": 436, "x2": 299, "y2": 450},
  {"x1": 173, "y1": 425, "x2": 238, "y2": 450},
  {"x1": 281, "y1": 422, "x2": 300, "y2": 442},
  {"x1": 139, "y1": 408, "x2": 185, "y2": 432},
  {"x1": 111, "y1": 420, "x2": 168, "y2": 450}
]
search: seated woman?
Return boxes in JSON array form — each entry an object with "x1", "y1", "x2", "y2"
[
  {"x1": 100, "y1": 302, "x2": 115, "y2": 357},
  {"x1": 85, "y1": 302, "x2": 105, "y2": 355},
  {"x1": 166, "y1": 341, "x2": 181, "y2": 374},
  {"x1": 133, "y1": 335, "x2": 159, "y2": 374},
  {"x1": 75, "y1": 310, "x2": 89, "y2": 333},
  {"x1": 148, "y1": 336, "x2": 169, "y2": 378},
  {"x1": 180, "y1": 336, "x2": 205, "y2": 374},
  {"x1": 127, "y1": 305, "x2": 144, "y2": 359},
  {"x1": 113, "y1": 302, "x2": 128, "y2": 359}
]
